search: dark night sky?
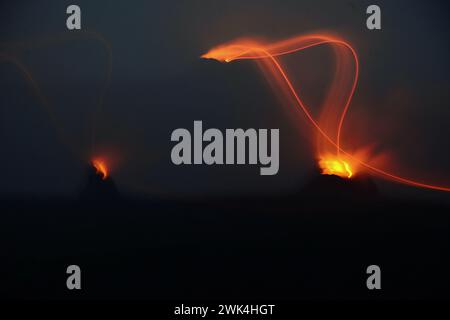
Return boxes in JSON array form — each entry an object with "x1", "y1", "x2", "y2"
[{"x1": 0, "y1": 0, "x2": 449, "y2": 200}]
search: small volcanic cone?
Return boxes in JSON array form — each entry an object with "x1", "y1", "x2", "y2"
[
  {"x1": 302, "y1": 164, "x2": 379, "y2": 201},
  {"x1": 79, "y1": 159, "x2": 119, "y2": 202}
]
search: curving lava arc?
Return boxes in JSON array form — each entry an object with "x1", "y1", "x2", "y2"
[{"x1": 202, "y1": 33, "x2": 450, "y2": 192}]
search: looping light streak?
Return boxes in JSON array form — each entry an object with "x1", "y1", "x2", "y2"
[
  {"x1": 1, "y1": 31, "x2": 113, "y2": 170},
  {"x1": 202, "y1": 34, "x2": 450, "y2": 192}
]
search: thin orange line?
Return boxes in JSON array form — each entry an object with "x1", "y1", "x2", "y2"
[{"x1": 211, "y1": 37, "x2": 450, "y2": 192}]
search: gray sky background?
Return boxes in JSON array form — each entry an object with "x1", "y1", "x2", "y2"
[{"x1": 0, "y1": 0, "x2": 449, "y2": 199}]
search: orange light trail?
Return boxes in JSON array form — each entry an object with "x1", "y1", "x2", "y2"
[
  {"x1": 1, "y1": 32, "x2": 113, "y2": 177},
  {"x1": 202, "y1": 33, "x2": 450, "y2": 192}
]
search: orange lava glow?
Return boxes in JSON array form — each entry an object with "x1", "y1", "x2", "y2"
[
  {"x1": 319, "y1": 157, "x2": 353, "y2": 179},
  {"x1": 92, "y1": 158, "x2": 108, "y2": 180},
  {"x1": 202, "y1": 33, "x2": 450, "y2": 192}
]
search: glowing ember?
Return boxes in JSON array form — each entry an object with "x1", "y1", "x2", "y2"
[
  {"x1": 92, "y1": 159, "x2": 108, "y2": 180},
  {"x1": 319, "y1": 158, "x2": 353, "y2": 179}
]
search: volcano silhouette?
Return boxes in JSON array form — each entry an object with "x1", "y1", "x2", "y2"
[
  {"x1": 302, "y1": 169, "x2": 379, "y2": 200},
  {"x1": 79, "y1": 164, "x2": 119, "y2": 201}
]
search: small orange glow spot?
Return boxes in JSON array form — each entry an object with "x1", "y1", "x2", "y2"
[
  {"x1": 92, "y1": 159, "x2": 108, "y2": 180},
  {"x1": 319, "y1": 158, "x2": 353, "y2": 179}
]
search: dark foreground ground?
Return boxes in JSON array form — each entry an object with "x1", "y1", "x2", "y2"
[{"x1": 1, "y1": 174, "x2": 450, "y2": 301}]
